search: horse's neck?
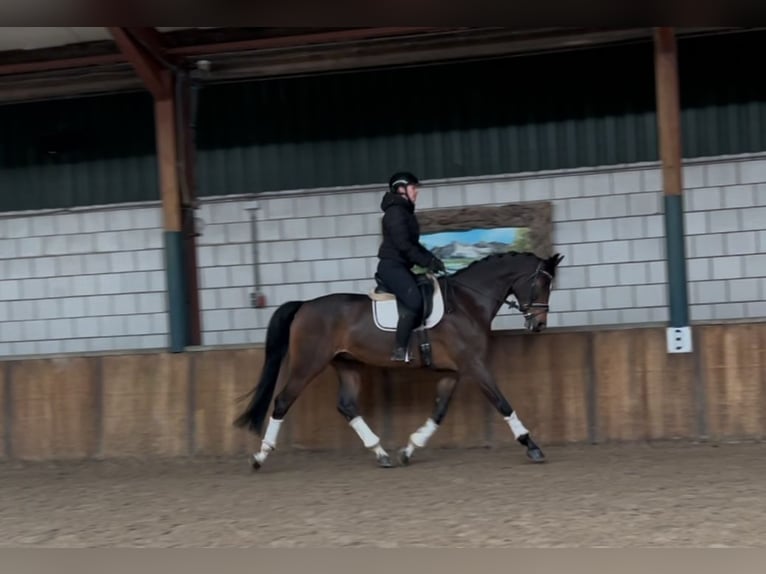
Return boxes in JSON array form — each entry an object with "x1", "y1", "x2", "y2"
[{"x1": 454, "y1": 258, "x2": 520, "y2": 320}]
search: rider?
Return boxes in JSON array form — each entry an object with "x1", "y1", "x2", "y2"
[{"x1": 377, "y1": 171, "x2": 446, "y2": 362}]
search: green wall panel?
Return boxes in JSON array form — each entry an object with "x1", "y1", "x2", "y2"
[
  {"x1": 194, "y1": 30, "x2": 766, "y2": 197},
  {"x1": 1, "y1": 30, "x2": 765, "y2": 212},
  {"x1": 678, "y1": 31, "x2": 766, "y2": 158},
  {"x1": 0, "y1": 90, "x2": 157, "y2": 212},
  {"x1": 194, "y1": 42, "x2": 658, "y2": 194}
]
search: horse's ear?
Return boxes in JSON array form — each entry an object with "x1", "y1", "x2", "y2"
[{"x1": 550, "y1": 252, "x2": 564, "y2": 266}]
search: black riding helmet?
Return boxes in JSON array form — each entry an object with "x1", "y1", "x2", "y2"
[{"x1": 388, "y1": 171, "x2": 420, "y2": 195}]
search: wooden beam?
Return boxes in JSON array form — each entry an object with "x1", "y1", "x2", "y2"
[
  {"x1": 166, "y1": 27, "x2": 453, "y2": 55},
  {"x1": 111, "y1": 25, "x2": 190, "y2": 349},
  {"x1": 653, "y1": 27, "x2": 691, "y2": 342},
  {"x1": 0, "y1": 53, "x2": 125, "y2": 76},
  {"x1": 110, "y1": 21, "x2": 193, "y2": 352},
  {"x1": 108, "y1": 27, "x2": 170, "y2": 99},
  {"x1": 125, "y1": 27, "x2": 180, "y2": 68},
  {"x1": 154, "y1": 88, "x2": 182, "y2": 233},
  {"x1": 654, "y1": 27, "x2": 683, "y2": 197},
  {"x1": 154, "y1": 83, "x2": 189, "y2": 352},
  {"x1": 0, "y1": 27, "x2": 740, "y2": 79},
  {"x1": 0, "y1": 27, "x2": 452, "y2": 76},
  {"x1": 176, "y1": 28, "x2": 661, "y2": 82}
]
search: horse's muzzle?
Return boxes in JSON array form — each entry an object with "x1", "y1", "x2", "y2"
[{"x1": 525, "y1": 316, "x2": 546, "y2": 332}]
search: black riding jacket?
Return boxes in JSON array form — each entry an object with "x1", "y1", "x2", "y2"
[{"x1": 377, "y1": 192, "x2": 435, "y2": 269}]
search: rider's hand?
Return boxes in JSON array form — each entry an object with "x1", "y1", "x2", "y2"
[{"x1": 429, "y1": 257, "x2": 446, "y2": 274}]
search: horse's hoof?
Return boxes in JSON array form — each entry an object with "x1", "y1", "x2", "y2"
[
  {"x1": 398, "y1": 448, "x2": 411, "y2": 466},
  {"x1": 526, "y1": 447, "x2": 546, "y2": 463},
  {"x1": 377, "y1": 454, "x2": 394, "y2": 468},
  {"x1": 251, "y1": 455, "x2": 262, "y2": 471}
]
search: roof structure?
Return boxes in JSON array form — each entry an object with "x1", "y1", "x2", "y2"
[{"x1": 0, "y1": 27, "x2": 741, "y2": 104}]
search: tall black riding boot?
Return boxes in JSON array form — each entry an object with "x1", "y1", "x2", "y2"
[{"x1": 391, "y1": 309, "x2": 419, "y2": 362}]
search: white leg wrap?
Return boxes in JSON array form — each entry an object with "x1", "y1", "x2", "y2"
[
  {"x1": 253, "y1": 417, "x2": 283, "y2": 464},
  {"x1": 409, "y1": 418, "x2": 439, "y2": 448},
  {"x1": 505, "y1": 411, "x2": 529, "y2": 439},
  {"x1": 349, "y1": 416, "x2": 381, "y2": 449},
  {"x1": 263, "y1": 416, "x2": 283, "y2": 448}
]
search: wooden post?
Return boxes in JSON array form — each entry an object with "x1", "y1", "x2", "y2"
[
  {"x1": 155, "y1": 91, "x2": 181, "y2": 232},
  {"x1": 654, "y1": 27, "x2": 692, "y2": 353},
  {"x1": 654, "y1": 28, "x2": 684, "y2": 200},
  {"x1": 109, "y1": 28, "x2": 196, "y2": 353},
  {"x1": 154, "y1": 87, "x2": 188, "y2": 353}
]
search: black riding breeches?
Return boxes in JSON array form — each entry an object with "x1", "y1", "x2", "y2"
[{"x1": 376, "y1": 259, "x2": 423, "y2": 319}]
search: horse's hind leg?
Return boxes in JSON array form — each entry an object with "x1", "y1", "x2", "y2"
[
  {"x1": 334, "y1": 360, "x2": 392, "y2": 468},
  {"x1": 398, "y1": 375, "x2": 459, "y2": 466},
  {"x1": 252, "y1": 349, "x2": 332, "y2": 470}
]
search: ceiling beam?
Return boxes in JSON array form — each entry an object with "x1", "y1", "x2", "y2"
[
  {"x1": 0, "y1": 27, "x2": 749, "y2": 103},
  {"x1": 124, "y1": 27, "x2": 180, "y2": 68},
  {"x1": 166, "y1": 27, "x2": 456, "y2": 56},
  {"x1": 0, "y1": 27, "x2": 455, "y2": 76},
  {"x1": 183, "y1": 27, "x2": 658, "y2": 82},
  {"x1": 0, "y1": 53, "x2": 124, "y2": 76},
  {"x1": 0, "y1": 69, "x2": 141, "y2": 103},
  {"x1": 108, "y1": 27, "x2": 171, "y2": 99}
]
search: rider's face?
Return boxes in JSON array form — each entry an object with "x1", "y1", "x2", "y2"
[{"x1": 404, "y1": 184, "x2": 419, "y2": 203}]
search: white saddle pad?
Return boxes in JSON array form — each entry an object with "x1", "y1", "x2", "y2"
[{"x1": 368, "y1": 275, "x2": 445, "y2": 332}]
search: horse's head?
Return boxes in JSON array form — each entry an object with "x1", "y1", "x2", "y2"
[{"x1": 508, "y1": 252, "x2": 564, "y2": 332}]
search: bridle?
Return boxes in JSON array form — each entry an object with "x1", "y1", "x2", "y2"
[
  {"x1": 439, "y1": 261, "x2": 554, "y2": 324},
  {"x1": 510, "y1": 263, "x2": 554, "y2": 322}
]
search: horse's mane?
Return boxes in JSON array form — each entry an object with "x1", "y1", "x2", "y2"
[{"x1": 451, "y1": 250, "x2": 550, "y2": 277}]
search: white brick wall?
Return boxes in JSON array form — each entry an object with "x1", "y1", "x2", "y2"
[
  {"x1": 192, "y1": 153, "x2": 766, "y2": 344},
  {"x1": 681, "y1": 168, "x2": 766, "y2": 321},
  {"x1": 1, "y1": 153, "x2": 765, "y2": 356},
  {"x1": 0, "y1": 204, "x2": 167, "y2": 356}
]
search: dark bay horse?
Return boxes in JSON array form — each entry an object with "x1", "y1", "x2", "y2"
[{"x1": 234, "y1": 250, "x2": 564, "y2": 469}]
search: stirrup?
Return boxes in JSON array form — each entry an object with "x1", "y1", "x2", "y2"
[{"x1": 390, "y1": 347, "x2": 410, "y2": 362}]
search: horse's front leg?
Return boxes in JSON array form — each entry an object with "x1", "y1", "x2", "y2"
[
  {"x1": 468, "y1": 362, "x2": 545, "y2": 463},
  {"x1": 334, "y1": 360, "x2": 393, "y2": 468},
  {"x1": 399, "y1": 374, "x2": 459, "y2": 466}
]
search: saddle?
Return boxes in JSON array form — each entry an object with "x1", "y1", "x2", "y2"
[
  {"x1": 367, "y1": 273, "x2": 444, "y2": 367},
  {"x1": 371, "y1": 272, "x2": 436, "y2": 322},
  {"x1": 367, "y1": 273, "x2": 445, "y2": 369}
]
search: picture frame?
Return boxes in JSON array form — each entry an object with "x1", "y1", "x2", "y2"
[{"x1": 412, "y1": 201, "x2": 554, "y2": 273}]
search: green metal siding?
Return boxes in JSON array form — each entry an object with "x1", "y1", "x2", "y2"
[
  {"x1": 195, "y1": 43, "x2": 659, "y2": 195},
  {"x1": 678, "y1": 32, "x2": 766, "y2": 158},
  {"x1": 2, "y1": 30, "x2": 765, "y2": 212},
  {"x1": 194, "y1": 30, "x2": 766, "y2": 197},
  {"x1": 0, "y1": 91, "x2": 157, "y2": 212}
]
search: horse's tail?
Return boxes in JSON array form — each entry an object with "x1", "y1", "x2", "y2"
[{"x1": 233, "y1": 300, "x2": 304, "y2": 436}]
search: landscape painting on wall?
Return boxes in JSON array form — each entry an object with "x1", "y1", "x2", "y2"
[
  {"x1": 419, "y1": 226, "x2": 533, "y2": 273},
  {"x1": 410, "y1": 201, "x2": 554, "y2": 274}
]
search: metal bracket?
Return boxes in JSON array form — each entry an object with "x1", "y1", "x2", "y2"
[{"x1": 666, "y1": 326, "x2": 693, "y2": 353}]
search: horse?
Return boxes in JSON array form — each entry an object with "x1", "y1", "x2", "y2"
[{"x1": 233, "y1": 250, "x2": 564, "y2": 470}]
